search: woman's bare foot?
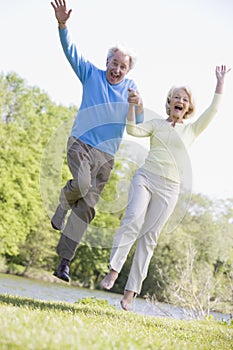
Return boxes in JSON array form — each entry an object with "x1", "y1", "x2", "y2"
[
  {"x1": 120, "y1": 290, "x2": 137, "y2": 311},
  {"x1": 100, "y1": 270, "x2": 118, "y2": 290}
]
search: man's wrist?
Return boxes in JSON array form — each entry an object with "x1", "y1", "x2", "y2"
[
  {"x1": 135, "y1": 103, "x2": 144, "y2": 115},
  {"x1": 58, "y1": 21, "x2": 67, "y2": 29}
]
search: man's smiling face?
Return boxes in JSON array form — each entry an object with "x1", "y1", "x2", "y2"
[{"x1": 106, "y1": 50, "x2": 131, "y2": 85}]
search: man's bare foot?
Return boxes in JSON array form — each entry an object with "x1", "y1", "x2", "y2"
[
  {"x1": 120, "y1": 290, "x2": 137, "y2": 311},
  {"x1": 100, "y1": 270, "x2": 118, "y2": 290}
]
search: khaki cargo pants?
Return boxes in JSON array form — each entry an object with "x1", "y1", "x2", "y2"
[{"x1": 56, "y1": 136, "x2": 114, "y2": 260}]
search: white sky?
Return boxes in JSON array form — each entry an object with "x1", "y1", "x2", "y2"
[{"x1": 1, "y1": 0, "x2": 233, "y2": 199}]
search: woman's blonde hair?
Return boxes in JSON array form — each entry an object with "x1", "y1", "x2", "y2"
[{"x1": 165, "y1": 86, "x2": 195, "y2": 119}]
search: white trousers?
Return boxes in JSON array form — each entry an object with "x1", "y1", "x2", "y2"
[{"x1": 110, "y1": 168, "x2": 180, "y2": 294}]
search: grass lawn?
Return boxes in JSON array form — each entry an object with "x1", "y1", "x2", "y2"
[{"x1": 0, "y1": 294, "x2": 232, "y2": 350}]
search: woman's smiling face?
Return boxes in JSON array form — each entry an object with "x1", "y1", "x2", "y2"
[{"x1": 169, "y1": 88, "x2": 190, "y2": 121}]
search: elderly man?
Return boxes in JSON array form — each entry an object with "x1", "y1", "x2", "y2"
[{"x1": 50, "y1": 0, "x2": 144, "y2": 282}]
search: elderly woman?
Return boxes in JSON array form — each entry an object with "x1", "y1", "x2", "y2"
[{"x1": 101, "y1": 65, "x2": 230, "y2": 311}]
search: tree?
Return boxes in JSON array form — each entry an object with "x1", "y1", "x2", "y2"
[{"x1": 0, "y1": 71, "x2": 76, "y2": 260}]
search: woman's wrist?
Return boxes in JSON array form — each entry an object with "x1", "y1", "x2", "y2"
[{"x1": 215, "y1": 81, "x2": 224, "y2": 94}]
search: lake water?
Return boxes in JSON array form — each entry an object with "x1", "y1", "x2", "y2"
[{"x1": 0, "y1": 273, "x2": 231, "y2": 322}]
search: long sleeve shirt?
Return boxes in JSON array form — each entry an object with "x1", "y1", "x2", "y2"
[
  {"x1": 126, "y1": 93, "x2": 221, "y2": 183},
  {"x1": 59, "y1": 28, "x2": 144, "y2": 156}
]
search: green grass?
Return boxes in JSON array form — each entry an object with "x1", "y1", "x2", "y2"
[{"x1": 0, "y1": 294, "x2": 232, "y2": 350}]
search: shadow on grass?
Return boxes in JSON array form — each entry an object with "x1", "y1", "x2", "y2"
[{"x1": 0, "y1": 293, "x2": 118, "y2": 316}]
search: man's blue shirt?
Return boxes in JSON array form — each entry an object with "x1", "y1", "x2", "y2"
[{"x1": 59, "y1": 28, "x2": 143, "y2": 156}]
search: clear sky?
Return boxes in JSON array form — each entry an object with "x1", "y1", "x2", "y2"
[{"x1": 1, "y1": 0, "x2": 233, "y2": 199}]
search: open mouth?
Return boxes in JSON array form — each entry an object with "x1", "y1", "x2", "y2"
[
  {"x1": 175, "y1": 105, "x2": 183, "y2": 111},
  {"x1": 111, "y1": 72, "x2": 120, "y2": 78}
]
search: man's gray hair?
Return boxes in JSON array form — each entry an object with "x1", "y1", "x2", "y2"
[{"x1": 107, "y1": 44, "x2": 137, "y2": 70}]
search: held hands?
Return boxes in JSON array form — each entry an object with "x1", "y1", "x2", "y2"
[
  {"x1": 128, "y1": 88, "x2": 144, "y2": 116},
  {"x1": 128, "y1": 88, "x2": 142, "y2": 106},
  {"x1": 51, "y1": 0, "x2": 72, "y2": 26},
  {"x1": 215, "y1": 65, "x2": 231, "y2": 94}
]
